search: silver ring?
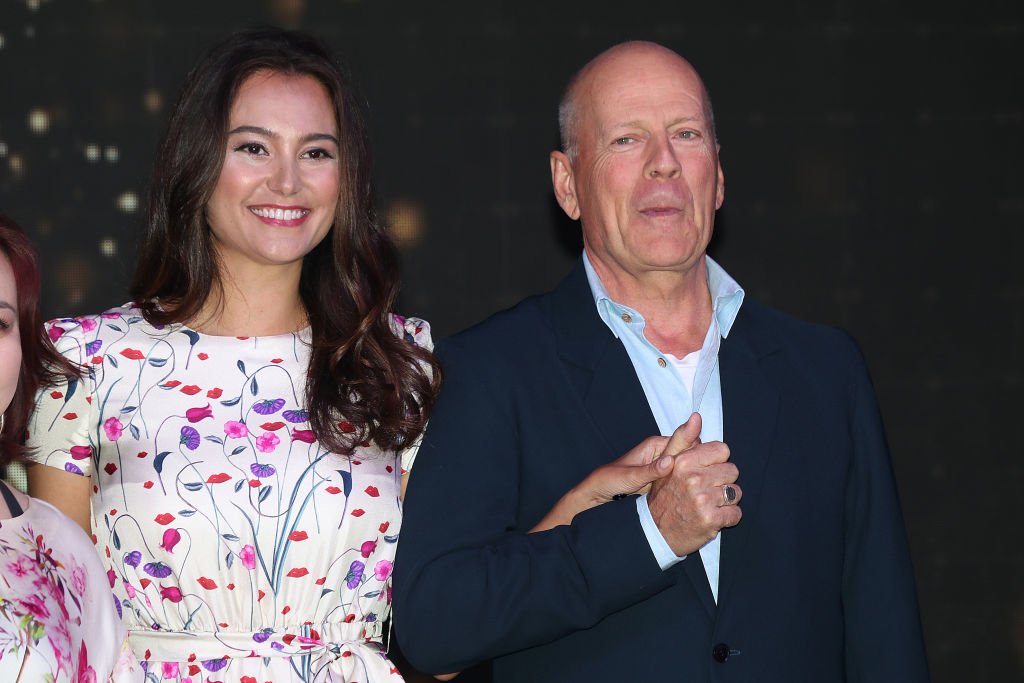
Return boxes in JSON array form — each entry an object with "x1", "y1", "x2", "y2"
[{"x1": 723, "y1": 485, "x2": 737, "y2": 505}]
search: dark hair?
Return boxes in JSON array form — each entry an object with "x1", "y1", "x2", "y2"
[
  {"x1": 0, "y1": 216, "x2": 82, "y2": 466},
  {"x1": 130, "y1": 27, "x2": 439, "y2": 454}
]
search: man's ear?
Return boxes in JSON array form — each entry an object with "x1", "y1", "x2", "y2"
[{"x1": 550, "y1": 151, "x2": 581, "y2": 220}]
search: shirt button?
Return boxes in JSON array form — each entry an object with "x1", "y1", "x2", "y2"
[
  {"x1": 657, "y1": 357, "x2": 667, "y2": 368},
  {"x1": 620, "y1": 313, "x2": 632, "y2": 323}
]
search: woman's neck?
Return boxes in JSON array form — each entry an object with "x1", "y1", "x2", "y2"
[{"x1": 188, "y1": 263, "x2": 308, "y2": 337}]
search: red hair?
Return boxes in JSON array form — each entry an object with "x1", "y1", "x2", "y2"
[{"x1": 0, "y1": 215, "x2": 81, "y2": 466}]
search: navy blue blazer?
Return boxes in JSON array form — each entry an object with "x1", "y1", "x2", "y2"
[{"x1": 395, "y1": 260, "x2": 929, "y2": 682}]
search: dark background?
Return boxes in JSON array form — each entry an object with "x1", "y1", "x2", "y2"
[{"x1": 1, "y1": 0, "x2": 1021, "y2": 680}]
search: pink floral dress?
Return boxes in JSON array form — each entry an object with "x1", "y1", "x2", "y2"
[
  {"x1": 28, "y1": 304, "x2": 430, "y2": 683},
  {"x1": 0, "y1": 494, "x2": 141, "y2": 682}
]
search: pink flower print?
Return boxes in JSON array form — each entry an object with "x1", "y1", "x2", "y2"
[
  {"x1": 162, "y1": 661, "x2": 180, "y2": 678},
  {"x1": 76, "y1": 641, "x2": 97, "y2": 683},
  {"x1": 239, "y1": 544, "x2": 256, "y2": 570},
  {"x1": 103, "y1": 416, "x2": 124, "y2": 441},
  {"x1": 8, "y1": 555, "x2": 35, "y2": 577},
  {"x1": 291, "y1": 428, "x2": 316, "y2": 443},
  {"x1": 79, "y1": 317, "x2": 98, "y2": 332},
  {"x1": 256, "y1": 432, "x2": 280, "y2": 453},
  {"x1": 107, "y1": 567, "x2": 116, "y2": 587},
  {"x1": 70, "y1": 562, "x2": 87, "y2": 597},
  {"x1": 360, "y1": 540, "x2": 377, "y2": 558},
  {"x1": 123, "y1": 581, "x2": 137, "y2": 598},
  {"x1": 185, "y1": 403, "x2": 213, "y2": 423},
  {"x1": 52, "y1": 616, "x2": 73, "y2": 674},
  {"x1": 100, "y1": 312, "x2": 120, "y2": 319},
  {"x1": 69, "y1": 445, "x2": 92, "y2": 460},
  {"x1": 374, "y1": 559, "x2": 393, "y2": 581},
  {"x1": 161, "y1": 528, "x2": 181, "y2": 553},
  {"x1": 48, "y1": 325, "x2": 66, "y2": 342},
  {"x1": 18, "y1": 593, "x2": 50, "y2": 620},
  {"x1": 159, "y1": 584, "x2": 183, "y2": 602},
  {"x1": 224, "y1": 420, "x2": 248, "y2": 438}
]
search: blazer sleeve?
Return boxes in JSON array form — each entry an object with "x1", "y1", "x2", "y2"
[
  {"x1": 393, "y1": 334, "x2": 674, "y2": 674},
  {"x1": 840, "y1": 339, "x2": 930, "y2": 682}
]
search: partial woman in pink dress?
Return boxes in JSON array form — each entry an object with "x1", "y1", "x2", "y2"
[
  {"x1": 1, "y1": 215, "x2": 141, "y2": 682},
  {"x1": 26, "y1": 29, "x2": 439, "y2": 683}
]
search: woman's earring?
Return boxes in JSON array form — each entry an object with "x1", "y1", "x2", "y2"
[{"x1": 0, "y1": 413, "x2": 5, "y2": 435}]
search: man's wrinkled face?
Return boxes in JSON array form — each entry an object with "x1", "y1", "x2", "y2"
[{"x1": 553, "y1": 44, "x2": 724, "y2": 282}]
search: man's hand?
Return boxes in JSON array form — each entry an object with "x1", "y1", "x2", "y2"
[
  {"x1": 647, "y1": 413, "x2": 742, "y2": 556},
  {"x1": 530, "y1": 413, "x2": 706, "y2": 532}
]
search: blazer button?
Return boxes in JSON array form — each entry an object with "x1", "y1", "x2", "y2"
[{"x1": 712, "y1": 643, "x2": 730, "y2": 663}]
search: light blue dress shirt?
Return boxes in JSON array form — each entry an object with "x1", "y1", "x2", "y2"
[{"x1": 583, "y1": 252, "x2": 744, "y2": 602}]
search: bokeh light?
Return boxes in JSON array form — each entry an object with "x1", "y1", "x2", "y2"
[
  {"x1": 99, "y1": 238, "x2": 118, "y2": 257},
  {"x1": 116, "y1": 190, "x2": 138, "y2": 213},
  {"x1": 143, "y1": 88, "x2": 163, "y2": 113},
  {"x1": 85, "y1": 143, "x2": 100, "y2": 162},
  {"x1": 385, "y1": 198, "x2": 425, "y2": 248},
  {"x1": 27, "y1": 108, "x2": 50, "y2": 134},
  {"x1": 104, "y1": 145, "x2": 119, "y2": 163}
]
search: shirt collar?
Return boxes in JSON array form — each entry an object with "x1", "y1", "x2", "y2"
[{"x1": 582, "y1": 250, "x2": 745, "y2": 339}]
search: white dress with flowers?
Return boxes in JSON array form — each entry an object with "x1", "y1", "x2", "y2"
[
  {"x1": 0, "y1": 495, "x2": 141, "y2": 682},
  {"x1": 28, "y1": 304, "x2": 429, "y2": 683}
]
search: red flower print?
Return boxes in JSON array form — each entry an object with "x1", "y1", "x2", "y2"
[
  {"x1": 344, "y1": 613, "x2": 356, "y2": 623},
  {"x1": 282, "y1": 605, "x2": 291, "y2": 615},
  {"x1": 143, "y1": 481, "x2": 154, "y2": 489},
  {"x1": 241, "y1": 677, "x2": 257, "y2": 683},
  {"x1": 188, "y1": 664, "x2": 201, "y2": 676},
  {"x1": 180, "y1": 384, "x2": 201, "y2": 395},
  {"x1": 90, "y1": 356, "x2": 102, "y2": 364},
  {"x1": 104, "y1": 463, "x2": 118, "y2": 475},
  {"x1": 119, "y1": 348, "x2": 145, "y2": 360},
  {"x1": 288, "y1": 531, "x2": 308, "y2": 541},
  {"x1": 286, "y1": 567, "x2": 309, "y2": 578},
  {"x1": 379, "y1": 521, "x2": 390, "y2": 533},
  {"x1": 50, "y1": 390, "x2": 63, "y2": 399},
  {"x1": 338, "y1": 420, "x2": 356, "y2": 433},
  {"x1": 282, "y1": 634, "x2": 296, "y2": 646},
  {"x1": 249, "y1": 479, "x2": 261, "y2": 488},
  {"x1": 206, "y1": 473, "x2": 231, "y2": 484},
  {"x1": 162, "y1": 380, "x2": 181, "y2": 388},
  {"x1": 258, "y1": 590, "x2": 266, "y2": 601},
  {"x1": 155, "y1": 513, "x2": 175, "y2": 525},
  {"x1": 364, "y1": 486, "x2": 380, "y2": 497},
  {"x1": 140, "y1": 579, "x2": 151, "y2": 589},
  {"x1": 197, "y1": 352, "x2": 209, "y2": 360},
  {"x1": 206, "y1": 387, "x2": 223, "y2": 398},
  {"x1": 351, "y1": 509, "x2": 365, "y2": 517},
  {"x1": 197, "y1": 577, "x2": 218, "y2": 590},
  {"x1": 137, "y1": 451, "x2": 148, "y2": 458},
  {"x1": 325, "y1": 486, "x2": 342, "y2": 494},
  {"x1": 260, "y1": 421, "x2": 285, "y2": 431},
  {"x1": 271, "y1": 358, "x2": 283, "y2": 364},
  {"x1": 227, "y1": 583, "x2": 235, "y2": 590},
  {"x1": 315, "y1": 577, "x2": 326, "y2": 585},
  {"x1": 63, "y1": 412, "x2": 78, "y2": 420},
  {"x1": 186, "y1": 404, "x2": 213, "y2": 423},
  {"x1": 386, "y1": 465, "x2": 393, "y2": 473}
]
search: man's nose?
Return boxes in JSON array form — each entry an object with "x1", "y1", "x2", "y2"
[{"x1": 645, "y1": 134, "x2": 681, "y2": 179}]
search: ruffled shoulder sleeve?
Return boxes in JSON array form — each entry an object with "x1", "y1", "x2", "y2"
[
  {"x1": 26, "y1": 315, "x2": 103, "y2": 477},
  {"x1": 388, "y1": 314, "x2": 433, "y2": 472}
]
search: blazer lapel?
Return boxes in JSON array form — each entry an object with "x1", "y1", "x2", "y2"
[
  {"x1": 544, "y1": 260, "x2": 717, "y2": 616},
  {"x1": 717, "y1": 305, "x2": 781, "y2": 603}
]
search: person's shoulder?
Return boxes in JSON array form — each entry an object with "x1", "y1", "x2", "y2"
[
  {"x1": 389, "y1": 313, "x2": 433, "y2": 351},
  {"x1": 735, "y1": 298, "x2": 865, "y2": 368}
]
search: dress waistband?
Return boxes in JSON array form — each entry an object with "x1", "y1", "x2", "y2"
[{"x1": 129, "y1": 620, "x2": 386, "y2": 663}]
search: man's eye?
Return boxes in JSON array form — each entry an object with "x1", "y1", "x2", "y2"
[
  {"x1": 677, "y1": 130, "x2": 698, "y2": 139},
  {"x1": 613, "y1": 136, "x2": 634, "y2": 145}
]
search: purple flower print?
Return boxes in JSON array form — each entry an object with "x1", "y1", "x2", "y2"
[
  {"x1": 250, "y1": 462, "x2": 276, "y2": 478},
  {"x1": 185, "y1": 404, "x2": 213, "y2": 423},
  {"x1": 239, "y1": 545, "x2": 256, "y2": 570},
  {"x1": 374, "y1": 559, "x2": 393, "y2": 581},
  {"x1": 202, "y1": 658, "x2": 229, "y2": 672},
  {"x1": 123, "y1": 550, "x2": 142, "y2": 567},
  {"x1": 85, "y1": 339, "x2": 103, "y2": 355},
  {"x1": 283, "y1": 409, "x2": 309, "y2": 423},
  {"x1": 103, "y1": 416, "x2": 124, "y2": 441},
  {"x1": 345, "y1": 560, "x2": 365, "y2": 589},
  {"x1": 180, "y1": 425, "x2": 200, "y2": 450},
  {"x1": 256, "y1": 432, "x2": 280, "y2": 453},
  {"x1": 252, "y1": 398, "x2": 286, "y2": 415},
  {"x1": 64, "y1": 462, "x2": 85, "y2": 476},
  {"x1": 224, "y1": 420, "x2": 248, "y2": 438},
  {"x1": 253, "y1": 630, "x2": 272, "y2": 644},
  {"x1": 143, "y1": 561, "x2": 173, "y2": 578}
]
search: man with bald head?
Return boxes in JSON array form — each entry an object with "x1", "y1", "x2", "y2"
[{"x1": 395, "y1": 41, "x2": 928, "y2": 682}]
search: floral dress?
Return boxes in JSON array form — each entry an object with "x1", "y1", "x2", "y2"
[
  {"x1": 28, "y1": 304, "x2": 430, "y2": 683},
  {"x1": 0, "y1": 491, "x2": 141, "y2": 682}
]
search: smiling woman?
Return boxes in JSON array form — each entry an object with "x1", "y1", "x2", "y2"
[{"x1": 24, "y1": 28, "x2": 440, "y2": 683}]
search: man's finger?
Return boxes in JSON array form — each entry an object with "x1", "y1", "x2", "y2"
[
  {"x1": 664, "y1": 412, "x2": 702, "y2": 456},
  {"x1": 719, "y1": 483, "x2": 742, "y2": 507}
]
